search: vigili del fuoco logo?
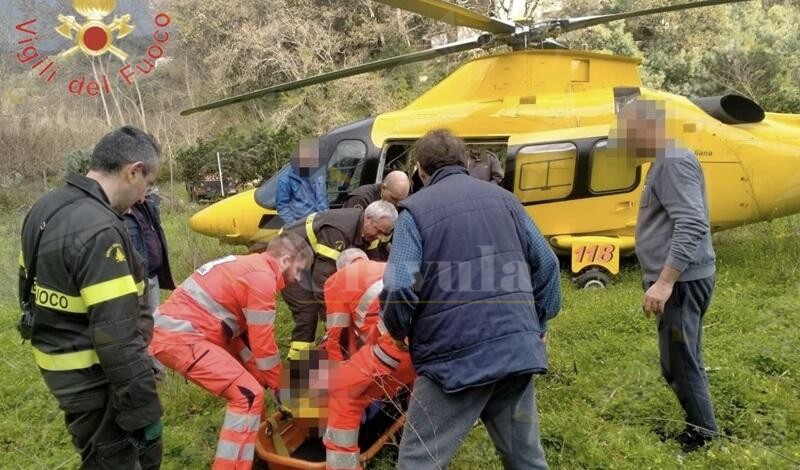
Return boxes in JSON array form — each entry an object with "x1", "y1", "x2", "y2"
[{"x1": 14, "y1": 0, "x2": 173, "y2": 98}]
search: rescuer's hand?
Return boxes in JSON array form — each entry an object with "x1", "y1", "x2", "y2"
[
  {"x1": 393, "y1": 338, "x2": 409, "y2": 352},
  {"x1": 642, "y1": 279, "x2": 673, "y2": 316}
]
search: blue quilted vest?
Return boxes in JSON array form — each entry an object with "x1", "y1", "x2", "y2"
[{"x1": 401, "y1": 165, "x2": 548, "y2": 392}]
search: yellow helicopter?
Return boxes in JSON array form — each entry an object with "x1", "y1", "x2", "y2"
[{"x1": 181, "y1": 0, "x2": 800, "y2": 288}]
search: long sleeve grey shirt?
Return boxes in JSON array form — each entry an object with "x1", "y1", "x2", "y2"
[{"x1": 635, "y1": 148, "x2": 716, "y2": 282}]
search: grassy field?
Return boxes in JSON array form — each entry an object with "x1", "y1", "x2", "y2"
[{"x1": 0, "y1": 187, "x2": 798, "y2": 469}]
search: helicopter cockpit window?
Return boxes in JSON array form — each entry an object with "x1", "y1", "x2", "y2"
[
  {"x1": 590, "y1": 139, "x2": 637, "y2": 193},
  {"x1": 516, "y1": 143, "x2": 576, "y2": 202},
  {"x1": 327, "y1": 139, "x2": 367, "y2": 207}
]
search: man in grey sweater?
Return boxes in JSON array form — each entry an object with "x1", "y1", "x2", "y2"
[{"x1": 617, "y1": 99, "x2": 718, "y2": 452}]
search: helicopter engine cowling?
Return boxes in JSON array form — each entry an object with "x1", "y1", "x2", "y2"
[{"x1": 690, "y1": 94, "x2": 765, "y2": 125}]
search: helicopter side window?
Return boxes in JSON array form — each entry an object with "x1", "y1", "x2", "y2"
[
  {"x1": 516, "y1": 143, "x2": 576, "y2": 202},
  {"x1": 590, "y1": 139, "x2": 637, "y2": 193},
  {"x1": 327, "y1": 140, "x2": 367, "y2": 207}
]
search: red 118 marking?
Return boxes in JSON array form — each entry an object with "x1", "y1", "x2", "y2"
[{"x1": 575, "y1": 244, "x2": 616, "y2": 263}]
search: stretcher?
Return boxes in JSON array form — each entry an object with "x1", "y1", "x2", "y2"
[{"x1": 253, "y1": 400, "x2": 406, "y2": 470}]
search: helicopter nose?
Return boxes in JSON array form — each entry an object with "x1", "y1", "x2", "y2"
[
  {"x1": 188, "y1": 189, "x2": 257, "y2": 238},
  {"x1": 189, "y1": 204, "x2": 237, "y2": 238}
]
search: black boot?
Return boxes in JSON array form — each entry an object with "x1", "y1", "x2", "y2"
[{"x1": 675, "y1": 426, "x2": 713, "y2": 452}]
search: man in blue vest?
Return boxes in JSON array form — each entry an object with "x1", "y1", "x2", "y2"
[{"x1": 381, "y1": 129, "x2": 561, "y2": 469}]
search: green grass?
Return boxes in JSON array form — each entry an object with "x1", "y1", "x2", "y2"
[{"x1": 1, "y1": 193, "x2": 799, "y2": 469}]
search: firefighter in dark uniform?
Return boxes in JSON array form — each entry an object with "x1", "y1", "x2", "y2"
[
  {"x1": 343, "y1": 170, "x2": 410, "y2": 209},
  {"x1": 280, "y1": 200, "x2": 398, "y2": 359},
  {"x1": 18, "y1": 127, "x2": 164, "y2": 469}
]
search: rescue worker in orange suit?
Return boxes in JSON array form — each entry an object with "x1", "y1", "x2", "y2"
[
  {"x1": 280, "y1": 200, "x2": 397, "y2": 360},
  {"x1": 149, "y1": 233, "x2": 312, "y2": 470},
  {"x1": 322, "y1": 248, "x2": 415, "y2": 470},
  {"x1": 323, "y1": 248, "x2": 384, "y2": 360}
]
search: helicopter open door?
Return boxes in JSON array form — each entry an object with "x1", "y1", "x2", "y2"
[
  {"x1": 507, "y1": 126, "x2": 642, "y2": 288},
  {"x1": 378, "y1": 139, "x2": 509, "y2": 194}
]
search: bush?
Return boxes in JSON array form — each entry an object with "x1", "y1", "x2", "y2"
[
  {"x1": 175, "y1": 125, "x2": 301, "y2": 191},
  {"x1": 0, "y1": 182, "x2": 46, "y2": 211},
  {"x1": 62, "y1": 149, "x2": 92, "y2": 178}
]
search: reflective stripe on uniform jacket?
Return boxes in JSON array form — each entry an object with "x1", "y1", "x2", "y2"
[
  {"x1": 323, "y1": 260, "x2": 386, "y2": 361},
  {"x1": 282, "y1": 208, "x2": 390, "y2": 266},
  {"x1": 155, "y1": 253, "x2": 285, "y2": 390}
]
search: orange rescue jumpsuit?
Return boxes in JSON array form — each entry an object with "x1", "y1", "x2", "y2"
[
  {"x1": 149, "y1": 253, "x2": 285, "y2": 470},
  {"x1": 322, "y1": 260, "x2": 415, "y2": 470}
]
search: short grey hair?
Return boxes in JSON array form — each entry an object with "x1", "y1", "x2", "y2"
[
  {"x1": 90, "y1": 126, "x2": 161, "y2": 176},
  {"x1": 336, "y1": 248, "x2": 368, "y2": 270},
  {"x1": 364, "y1": 200, "x2": 398, "y2": 223}
]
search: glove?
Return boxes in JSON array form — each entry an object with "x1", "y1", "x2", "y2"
[
  {"x1": 129, "y1": 419, "x2": 162, "y2": 450},
  {"x1": 143, "y1": 419, "x2": 163, "y2": 442},
  {"x1": 17, "y1": 303, "x2": 34, "y2": 341}
]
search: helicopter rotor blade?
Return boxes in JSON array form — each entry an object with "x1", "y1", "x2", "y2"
[
  {"x1": 559, "y1": 0, "x2": 751, "y2": 34},
  {"x1": 541, "y1": 38, "x2": 568, "y2": 49},
  {"x1": 180, "y1": 34, "x2": 491, "y2": 116},
  {"x1": 372, "y1": 0, "x2": 516, "y2": 34}
]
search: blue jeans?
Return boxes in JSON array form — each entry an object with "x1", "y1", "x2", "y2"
[
  {"x1": 397, "y1": 374, "x2": 548, "y2": 470},
  {"x1": 655, "y1": 275, "x2": 718, "y2": 437}
]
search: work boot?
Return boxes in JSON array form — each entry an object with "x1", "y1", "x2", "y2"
[{"x1": 675, "y1": 426, "x2": 713, "y2": 452}]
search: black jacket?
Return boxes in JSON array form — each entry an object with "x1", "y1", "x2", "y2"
[
  {"x1": 19, "y1": 174, "x2": 162, "y2": 430},
  {"x1": 282, "y1": 208, "x2": 390, "y2": 269},
  {"x1": 343, "y1": 183, "x2": 380, "y2": 210},
  {"x1": 123, "y1": 194, "x2": 176, "y2": 289}
]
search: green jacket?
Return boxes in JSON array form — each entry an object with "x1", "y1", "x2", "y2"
[{"x1": 19, "y1": 174, "x2": 162, "y2": 431}]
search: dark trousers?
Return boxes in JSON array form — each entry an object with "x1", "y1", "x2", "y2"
[
  {"x1": 64, "y1": 396, "x2": 162, "y2": 470},
  {"x1": 655, "y1": 275, "x2": 718, "y2": 437},
  {"x1": 282, "y1": 274, "x2": 324, "y2": 344},
  {"x1": 283, "y1": 263, "x2": 333, "y2": 343},
  {"x1": 398, "y1": 374, "x2": 548, "y2": 469}
]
